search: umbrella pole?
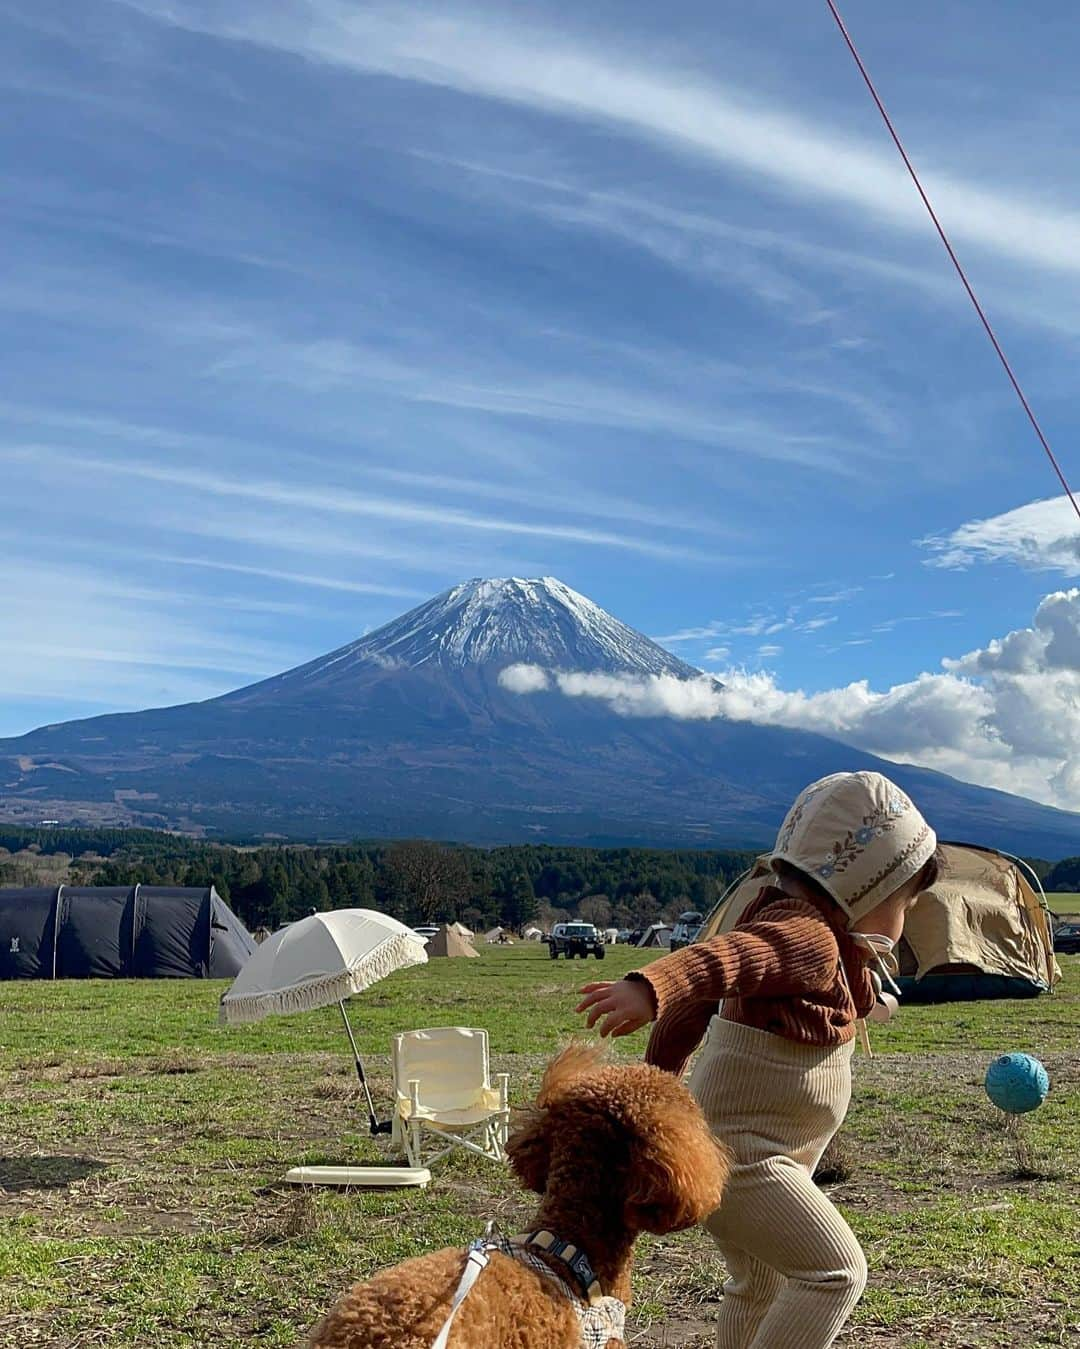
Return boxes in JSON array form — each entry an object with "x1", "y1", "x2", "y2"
[{"x1": 338, "y1": 1000, "x2": 391, "y2": 1135}]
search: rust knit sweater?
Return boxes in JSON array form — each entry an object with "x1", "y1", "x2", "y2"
[{"x1": 631, "y1": 886, "x2": 877, "y2": 1076}]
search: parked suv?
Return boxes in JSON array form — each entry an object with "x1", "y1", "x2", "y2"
[
  {"x1": 548, "y1": 922, "x2": 605, "y2": 960},
  {"x1": 1053, "y1": 918, "x2": 1080, "y2": 954},
  {"x1": 669, "y1": 910, "x2": 704, "y2": 952}
]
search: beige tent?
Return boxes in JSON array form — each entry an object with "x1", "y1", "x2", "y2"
[
  {"x1": 426, "y1": 925, "x2": 480, "y2": 959},
  {"x1": 897, "y1": 843, "x2": 1060, "y2": 999},
  {"x1": 450, "y1": 921, "x2": 474, "y2": 940},
  {"x1": 701, "y1": 843, "x2": 1060, "y2": 1002}
]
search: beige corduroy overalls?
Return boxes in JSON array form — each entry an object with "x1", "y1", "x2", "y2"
[{"x1": 689, "y1": 1017, "x2": 864, "y2": 1349}]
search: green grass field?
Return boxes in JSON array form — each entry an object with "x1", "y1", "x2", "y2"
[{"x1": 1, "y1": 945, "x2": 1077, "y2": 1348}]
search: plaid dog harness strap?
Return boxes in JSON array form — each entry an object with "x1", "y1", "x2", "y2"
[{"x1": 431, "y1": 1230, "x2": 626, "y2": 1349}]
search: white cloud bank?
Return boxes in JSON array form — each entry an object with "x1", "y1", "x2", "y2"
[{"x1": 500, "y1": 590, "x2": 1080, "y2": 811}]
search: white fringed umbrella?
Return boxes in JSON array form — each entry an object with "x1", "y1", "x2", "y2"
[{"x1": 220, "y1": 908, "x2": 427, "y2": 1137}]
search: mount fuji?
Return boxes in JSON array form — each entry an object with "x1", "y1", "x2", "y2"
[
  {"x1": 243, "y1": 575, "x2": 701, "y2": 687},
  {"x1": 5, "y1": 576, "x2": 1080, "y2": 856}
]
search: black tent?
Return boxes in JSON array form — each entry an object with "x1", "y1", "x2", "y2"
[{"x1": 0, "y1": 885, "x2": 255, "y2": 979}]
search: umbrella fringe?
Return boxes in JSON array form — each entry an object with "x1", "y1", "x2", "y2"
[{"x1": 219, "y1": 931, "x2": 426, "y2": 1024}]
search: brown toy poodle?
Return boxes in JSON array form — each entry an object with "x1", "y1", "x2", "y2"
[{"x1": 307, "y1": 1043, "x2": 730, "y2": 1349}]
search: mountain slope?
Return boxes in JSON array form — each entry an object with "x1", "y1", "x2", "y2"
[{"x1": 3, "y1": 576, "x2": 1080, "y2": 856}]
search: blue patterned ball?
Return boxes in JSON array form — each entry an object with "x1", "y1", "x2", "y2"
[{"x1": 984, "y1": 1054, "x2": 1049, "y2": 1115}]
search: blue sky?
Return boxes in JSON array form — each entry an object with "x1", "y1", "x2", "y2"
[{"x1": 6, "y1": 0, "x2": 1080, "y2": 807}]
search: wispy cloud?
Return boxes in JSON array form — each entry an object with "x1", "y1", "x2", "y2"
[
  {"x1": 870, "y1": 611, "x2": 965, "y2": 634},
  {"x1": 121, "y1": 1, "x2": 1080, "y2": 277},
  {"x1": 0, "y1": 560, "x2": 305, "y2": 719},
  {"x1": 924, "y1": 496, "x2": 1080, "y2": 574},
  {"x1": 412, "y1": 148, "x2": 1080, "y2": 342},
  {"x1": 658, "y1": 608, "x2": 838, "y2": 645},
  {"x1": 202, "y1": 329, "x2": 861, "y2": 473},
  {"x1": 7, "y1": 446, "x2": 717, "y2": 562},
  {"x1": 655, "y1": 621, "x2": 730, "y2": 644},
  {"x1": 155, "y1": 556, "x2": 428, "y2": 597},
  {"x1": 362, "y1": 464, "x2": 719, "y2": 535},
  {"x1": 807, "y1": 588, "x2": 863, "y2": 605},
  {"x1": 1, "y1": 265, "x2": 864, "y2": 475}
]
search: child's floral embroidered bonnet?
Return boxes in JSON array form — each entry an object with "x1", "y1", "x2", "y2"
[{"x1": 770, "y1": 771, "x2": 936, "y2": 925}]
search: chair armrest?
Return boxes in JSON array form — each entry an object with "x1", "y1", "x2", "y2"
[{"x1": 497, "y1": 1073, "x2": 509, "y2": 1109}]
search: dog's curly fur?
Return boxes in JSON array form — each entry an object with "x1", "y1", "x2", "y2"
[{"x1": 307, "y1": 1043, "x2": 731, "y2": 1349}]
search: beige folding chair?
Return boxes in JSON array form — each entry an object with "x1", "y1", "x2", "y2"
[{"x1": 391, "y1": 1027, "x2": 510, "y2": 1167}]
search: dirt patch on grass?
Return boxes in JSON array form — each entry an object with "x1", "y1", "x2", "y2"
[{"x1": 11, "y1": 1054, "x2": 205, "y2": 1085}]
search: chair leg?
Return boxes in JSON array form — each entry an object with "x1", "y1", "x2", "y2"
[
  {"x1": 405, "y1": 1079, "x2": 422, "y2": 1167},
  {"x1": 496, "y1": 1076, "x2": 510, "y2": 1154}
]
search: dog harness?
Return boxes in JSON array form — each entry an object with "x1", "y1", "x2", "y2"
[{"x1": 431, "y1": 1225, "x2": 626, "y2": 1349}]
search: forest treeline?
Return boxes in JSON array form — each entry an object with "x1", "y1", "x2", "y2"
[
  {"x1": 0, "y1": 827, "x2": 761, "y2": 932},
  {"x1": 2, "y1": 826, "x2": 1068, "y2": 934}
]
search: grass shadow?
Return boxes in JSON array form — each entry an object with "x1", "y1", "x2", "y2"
[{"x1": 0, "y1": 1154, "x2": 108, "y2": 1192}]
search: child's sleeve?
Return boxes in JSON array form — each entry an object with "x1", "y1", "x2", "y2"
[
  {"x1": 643, "y1": 994, "x2": 718, "y2": 1076},
  {"x1": 627, "y1": 898, "x2": 840, "y2": 1073}
]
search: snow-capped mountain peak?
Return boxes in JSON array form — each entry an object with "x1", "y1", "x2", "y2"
[{"x1": 269, "y1": 576, "x2": 701, "y2": 688}]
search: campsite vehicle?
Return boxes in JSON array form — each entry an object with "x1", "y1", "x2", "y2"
[
  {"x1": 1053, "y1": 918, "x2": 1080, "y2": 954},
  {"x1": 412, "y1": 926, "x2": 439, "y2": 941},
  {"x1": 548, "y1": 922, "x2": 605, "y2": 960},
  {"x1": 669, "y1": 910, "x2": 704, "y2": 952},
  {"x1": 699, "y1": 843, "x2": 1060, "y2": 1002}
]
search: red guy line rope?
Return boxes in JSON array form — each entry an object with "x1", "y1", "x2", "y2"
[{"x1": 825, "y1": 0, "x2": 1080, "y2": 526}]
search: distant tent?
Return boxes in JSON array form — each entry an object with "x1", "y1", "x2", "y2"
[
  {"x1": 523, "y1": 926, "x2": 544, "y2": 941},
  {"x1": 701, "y1": 842, "x2": 1060, "y2": 1002},
  {"x1": 0, "y1": 886, "x2": 255, "y2": 980},
  {"x1": 450, "y1": 921, "x2": 474, "y2": 940},
  {"x1": 484, "y1": 926, "x2": 512, "y2": 943},
  {"x1": 426, "y1": 925, "x2": 480, "y2": 959},
  {"x1": 636, "y1": 923, "x2": 672, "y2": 948},
  {"x1": 603, "y1": 927, "x2": 619, "y2": 944}
]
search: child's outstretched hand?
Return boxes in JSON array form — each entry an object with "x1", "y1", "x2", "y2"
[{"x1": 576, "y1": 979, "x2": 655, "y2": 1038}]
